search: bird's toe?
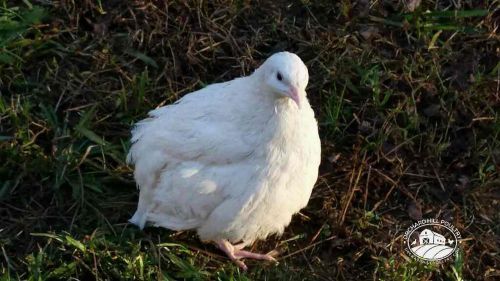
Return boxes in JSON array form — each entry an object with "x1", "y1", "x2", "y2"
[{"x1": 234, "y1": 250, "x2": 277, "y2": 262}]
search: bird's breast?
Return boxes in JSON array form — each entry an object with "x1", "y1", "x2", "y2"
[{"x1": 253, "y1": 105, "x2": 320, "y2": 196}]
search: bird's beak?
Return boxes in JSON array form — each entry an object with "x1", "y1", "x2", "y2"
[{"x1": 287, "y1": 86, "x2": 301, "y2": 108}]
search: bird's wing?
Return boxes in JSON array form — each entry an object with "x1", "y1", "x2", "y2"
[
  {"x1": 127, "y1": 80, "x2": 254, "y2": 167},
  {"x1": 127, "y1": 80, "x2": 259, "y2": 229}
]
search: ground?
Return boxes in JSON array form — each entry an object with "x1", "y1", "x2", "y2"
[{"x1": 0, "y1": 0, "x2": 499, "y2": 280}]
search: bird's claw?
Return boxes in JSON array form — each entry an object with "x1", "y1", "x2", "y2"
[{"x1": 216, "y1": 240, "x2": 277, "y2": 270}]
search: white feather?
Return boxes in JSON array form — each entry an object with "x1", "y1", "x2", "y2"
[{"x1": 128, "y1": 52, "x2": 321, "y2": 244}]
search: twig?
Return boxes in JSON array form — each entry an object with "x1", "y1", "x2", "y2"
[{"x1": 279, "y1": 236, "x2": 336, "y2": 260}]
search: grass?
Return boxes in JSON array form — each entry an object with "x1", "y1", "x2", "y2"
[{"x1": 0, "y1": 0, "x2": 499, "y2": 280}]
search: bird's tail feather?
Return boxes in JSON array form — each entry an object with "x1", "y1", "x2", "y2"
[
  {"x1": 148, "y1": 213, "x2": 201, "y2": 230},
  {"x1": 129, "y1": 210, "x2": 147, "y2": 229},
  {"x1": 129, "y1": 181, "x2": 154, "y2": 229}
]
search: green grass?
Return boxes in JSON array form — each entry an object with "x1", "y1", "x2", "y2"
[{"x1": 1, "y1": 0, "x2": 499, "y2": 280}]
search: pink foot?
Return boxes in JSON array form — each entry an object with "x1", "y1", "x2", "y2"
[{"x1": 216, "y1": 240, "x2": 277, "y2": 270}]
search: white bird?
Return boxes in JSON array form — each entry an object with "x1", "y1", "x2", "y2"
[{"x1": 127, "y1": 52, "x2": 321, "y2": 270}]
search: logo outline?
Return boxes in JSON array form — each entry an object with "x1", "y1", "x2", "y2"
[{"x1": 403, "y1": 219, "x2": 462, "y2": 263}]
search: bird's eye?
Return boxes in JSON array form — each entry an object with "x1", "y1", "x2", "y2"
[{"x1": 276, "y1": 72, "x2": 283, "y2": 81}]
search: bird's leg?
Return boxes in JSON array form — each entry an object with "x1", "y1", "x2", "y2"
[
  {"x1": 233, "y1": 241, "x2": 249, "y2": 250},
  {"x1": 216, "y1": 239, "x2": 276, "y2": 270}
]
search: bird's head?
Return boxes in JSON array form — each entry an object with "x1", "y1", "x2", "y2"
[{"x1": 256, "y1": 52, "x2": 309, "y2": 108}]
